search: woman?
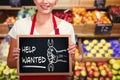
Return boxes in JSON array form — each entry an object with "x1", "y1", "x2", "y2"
[{"x1": 7, "y1": 0, "x2": 76, "y2": 80}]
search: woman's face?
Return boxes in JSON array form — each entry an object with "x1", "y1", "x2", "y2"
[{"x1": 33, "y1": 0, "x2": 58, "y2": 14}]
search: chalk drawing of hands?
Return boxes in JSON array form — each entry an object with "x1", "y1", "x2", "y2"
[{"x1": 47, "y1": 39, "x2": 67, "y2": 72}]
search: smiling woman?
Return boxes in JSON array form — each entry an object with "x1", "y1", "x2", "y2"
[{"x1": 7, "y1": 0, "x2": 76, "y2": 80}]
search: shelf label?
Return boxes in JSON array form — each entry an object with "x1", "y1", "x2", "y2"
[
  {"x1": 94, "y1": 0, "x2": 106, "y2": 8},
  {"x1": 95, "y1": 23, "x2": 113, "y2": 34}
]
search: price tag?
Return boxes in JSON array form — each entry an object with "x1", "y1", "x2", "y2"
[
  {"x1": 94, "y1": 0, "x2": 106, "y2": 8},
  {"x1": 95, "y1": 23, "x2": 112, "y2": 34},
  {"x1": 9, "y1": 0, "x2": 21, "y2": 7}
]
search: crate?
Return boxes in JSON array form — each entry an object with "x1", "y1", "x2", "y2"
[{"x1": 77, "y1": 37, "x2": 120, "y2": 62}]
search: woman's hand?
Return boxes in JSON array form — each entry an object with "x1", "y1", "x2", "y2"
[
  {"x1": 12, "y1": 48, "x2": 20, "y2": 60},
  {"x1": 67, "y1": 43, "x2": 76, "y2": 67}
]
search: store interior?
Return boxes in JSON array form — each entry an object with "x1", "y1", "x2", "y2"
[{"x1": 0, "y1": 0, "x2": 120, "y2": 80}]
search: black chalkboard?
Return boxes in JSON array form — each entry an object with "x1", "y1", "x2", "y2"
[
  {"x1": 94, "y1": 0, "x2": 106, "y2": 8},
  {"x1": 17, "y1": 35, "x2": 72, "y2": 76},
  {"x1": 95, "y1": 23, "x2": 112, "y2": 34}
]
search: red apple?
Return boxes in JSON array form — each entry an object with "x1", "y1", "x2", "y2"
[
  {"x1": 100, "y1": 77, "x2": 105, "y2": 80},
  {"x1": 74, "y1": 69, "x2": 81, "y2": 76},
  {"x1": 107, "y1": 71, "x2": 113, "y2": 78},
  {"x1": 97, "y1": 61, "x2": 103, "y2": 66},
  {"x1": 88, "y1": 70, "x2": 94, "y2": 77}
]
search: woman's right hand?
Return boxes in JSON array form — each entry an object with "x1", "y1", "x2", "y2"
[{"x1": 12, "y1": 48, "x2": 20, "y2": 60}]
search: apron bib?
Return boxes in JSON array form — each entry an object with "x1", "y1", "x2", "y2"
[{"x1": 20, "y1": 14, "x2": 67, "y2": 80}]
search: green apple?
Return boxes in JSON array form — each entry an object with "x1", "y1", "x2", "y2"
[
  {"x1": 99, "y1": 66, "x2": 104, "y2": 71},
  {"x1": 100, "y1": 70, "x2": 107, "y2": 77},
  {"x1": 112, "y1": 75, "x2": 117, "y2": 80},
  {"x1": 109, "y1": 59, "x2": 116, "y2": 64},
  {"x1": 81, "y1": 70, "x2": 87, "y2": 77},
  {"x1": 102, "y1": 46, "x2": 108, "y2": 51},
  {"x1": 104, "y1": 53, "x2": 111, "y2": 58},
  {"x1": 97, "y1": 43, "x2": 103, "y2": 48},
  {"x1": 112, "y1": 63, "x2": 120, "y2": 70},
  {"x1": 112, "y1": 69, "x2": 118, "y2": 75}
]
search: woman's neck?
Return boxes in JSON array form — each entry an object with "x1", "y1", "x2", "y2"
[{"x1": 36, "y1": 12, "x2": 52, "y2": 24}]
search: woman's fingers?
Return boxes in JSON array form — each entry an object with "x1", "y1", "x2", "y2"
[
  {"x1": 67, "y1": 43, "x2": 76, "y2": 55},
  {"x1": 12, "y1": 48, "x2": 20, "y2": 60}
]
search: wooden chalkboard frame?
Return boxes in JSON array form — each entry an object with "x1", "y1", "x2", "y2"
[{"x1": 17, "y1": 35, "x2": 72, "y2": 76}]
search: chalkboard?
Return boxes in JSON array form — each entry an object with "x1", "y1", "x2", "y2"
[
  {"x1": 94, "y1": 0, "x2": 106, "y2": 8},
  {"x1": 17, "y1": 35, "x2": 72, "y2": 76},
  {"x1": 95, "y1": 23, "x2": 113, "y2": 34}
]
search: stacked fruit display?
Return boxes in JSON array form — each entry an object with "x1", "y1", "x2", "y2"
[
  {"x1": 53, "y1": 11, "x2": 73, "y2": 23},
  {"x1": 72, "y1": 7, "x2": 111, "y2": 25},
  {"x1": 0, "y1": 62, "x2": 19, "y2": 80},
  {"x1": 82, "y1": 38, "x2": 120, "y2": 58},
  {"x1": 108, "y1": 6, "x2": 120, "y2": 23},
  {"x1": 109, "y1": 59, "x2": 120, "y2": 80},
  {"x1": 5, "y1": 16, "x2": 17, "y2": 25},
  {"x1": 74, "y1": 61, "x2": 113, "y2": 80}
]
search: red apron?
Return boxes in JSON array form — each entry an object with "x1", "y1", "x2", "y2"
[{"x1": 20, "y1": 14, "x2": 66, "y2": 80}]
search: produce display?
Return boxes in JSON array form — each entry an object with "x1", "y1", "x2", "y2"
[
  {"x1": 72, "y1": 7, "x2": 111, "y2": 25},
  {"x1": 108, "y1": 6, "x2": 120, "y2": 23},
  {"x1": 0, "y1": 62, "x2": 19, "y2": 80},
  {"x1": 82, "y1": 38, "x2": 120, "y2": 58},
  {"x1": 53, "y1": 10, "x2": 73, "y2": 23},
  {"x1": 74, "y1": 58, "x2": 120, "y2": 80}
]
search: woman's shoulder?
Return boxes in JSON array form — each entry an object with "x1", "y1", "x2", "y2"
[{"x1": 15, "y1": 17, "x2": 31, "y2": 25}]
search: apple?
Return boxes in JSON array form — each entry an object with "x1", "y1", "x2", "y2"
[
  {"x1": 88, "y1": 43, "x2": 94, "y2": 48},
  {"x1": 109, "y1": 59, "x2": 116, "y2": 64},
  {"x1": 105, "y1": 77, "x2": 111, "y2": 80},
  {"x1": 100, "y1": 70, "x2": 107, "y2": 77},
  {"x1": 99, "y1": 49, "x2": 105, "y2": 54},
  {"x1": 112, "y1": 63, "x2": 120, "y2": 70},
  {"x1": 80, "y1": 70, "x2": 87, "y2": 77},
  {"x1": 88, "y1": 70, "x2": 94, "y2": 77},
  {"x1": 116, "y1": 75, "x2": 120, "y2": 80},
  {"x1": 90, "y1": 49, "x2": 97, "y2": 54},
  {"x1": 86, "y1": 77, "x2": 92, "y2": 80},
  {"x1": 93, "y1": 77, "x2": 99, "y2": 80},
  {"x1": 97, "y1": 61, "x2": 103, "y2": 66},
  {"x1": 100, "y1": 77, "x2": 105, "y2": 80},
  {"x1": 85, "y1": 46, "x2": 91, "y2": 51},
  {"x1": 94, "y1": 71, "x2": 100, "y2": 77},
  {"x1": 112, "y1": 69, "x2": 118, "y2": 75},
  {"x1": 74, "y1": 69, "x2": 81, "y2": 76},
  {"x1": 86, "y1": 62, "x2": 91, "y2": 67},
  {"x1": 94, "y1": 46, "x2": 99, "y2": 51},
  {"x1": 105, "y1": 43, "x2": 111, "y2": 48},
  {"x1": 102, "y1": 46, "x2": 108, "y2": 51},
  {"x1": 96, "y1": 53, "x2": 103, "y2": 57},
  {"x1": 107, "y1": 71, "x2": 113, "y2": 78},
  {"x1": 87, "y1": 53, "x2": 93, "y2": 57},
  {"x1": 99, "y1": 66, "x2": 104, "y2": 71}
]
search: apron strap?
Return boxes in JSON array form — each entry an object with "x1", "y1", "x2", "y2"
[
  {"x1": 30, "y1": 14, "x2": 59, "y2": 35},
  {"x1": 52, "y1": 14, "x2": 59, "y2": 35},
  {"x1": 30, "y1": 14, "x2": 36, "y2": 35}
]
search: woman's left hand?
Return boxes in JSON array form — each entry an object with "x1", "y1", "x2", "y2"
[{"x1": 67, "y1": 43, "x2": 76, "y2": 55}]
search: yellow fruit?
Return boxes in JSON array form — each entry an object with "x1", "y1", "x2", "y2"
[
  {"x1": 90, "y1": 49, "x2": 97, "y2": 54},
  {"x1": 99, "y1": 49, "x2": 105, "y2": 54},
  {"x1": 83, "y1": 40, "x2": 89, "y2": 45},
  {"x1": 100, "y1": 39, "x2": 106, "y2": 45},
  {"x1": 87, "y1": 53, "x2": 93, "y2": 57},
  {"x1": 88, "y1": 43, "x2": 94, "y2": 47},
  {"x1": 102, "y1": 46, "x2": 108, "y2": 51},
  {"x1": 92, "y1": 39, "x2": 98, "y2": 45},
  {"x1": 105, "y1": 43, "x2": 111, "y2": 48},
  {"x1": 96, "y1": 54, "x2": 103, "y2": 57},
  {"x1": 97, "y1": 43, "x2": 103, "y2": 48},
  {"x1": 109, "y1": 59, "x2": 116, "y2": 64},
  {"x1": 85, "y1": 46, "x2": 91, "y2": 51},
  {"x1": 94, "y1": 46, "x2": 99, "y2": 51},
  {"x1": 108, "y1": 49, "x2": 114, "y2": 54}
]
